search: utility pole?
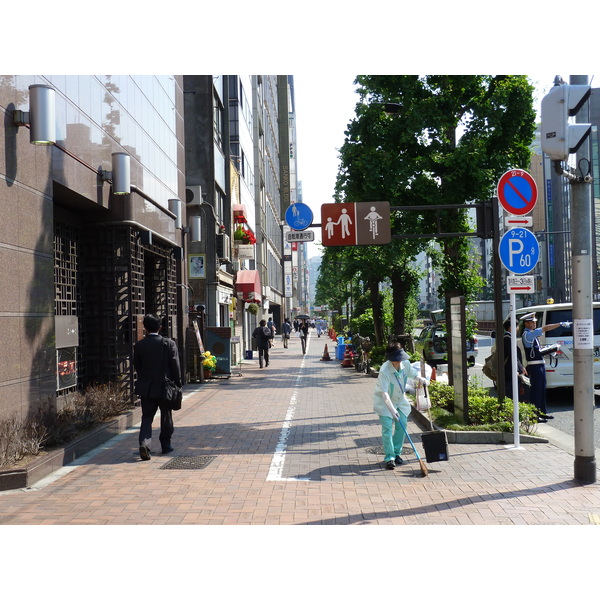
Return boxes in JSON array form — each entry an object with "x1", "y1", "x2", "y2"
[
  {"x1": 541, "y1": 75, "x2": 596, "y2": 483},
  {"x1": 570, "y1": 75, "x2": 596, "y2": 483}
]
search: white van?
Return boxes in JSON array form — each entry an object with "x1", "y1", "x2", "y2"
[{"x1": 514, "y1": 302, "x2": 600, "y2": 389}]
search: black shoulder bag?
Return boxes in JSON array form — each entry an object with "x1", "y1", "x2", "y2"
[{"x1": 162, "y1": 339, "x2": 182, "y2": 410}]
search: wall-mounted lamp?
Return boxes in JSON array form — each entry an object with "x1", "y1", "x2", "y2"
[
  {"x1": 14, "y1": 84, "x2": 56, "y2": 145},
  {"x1": 189, "y1": 215, "x2": 202, "y2": 242},
  {"x1": 168, "y1": 198, "x2": 183, "y2": 229},
  {"x1": 99, "y1": 152, "x2": 131, "y2": 195}
]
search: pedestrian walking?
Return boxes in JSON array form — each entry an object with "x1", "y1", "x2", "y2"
[
  {"x1": 133, "y1": 314, "x2": 182, "y2": 460},
  {"x1": 316, "y1": 319, "x2": 324, "y2": 337},
  {"x1": 252, "y1": 319, "x2": 273, "y2": 368},
  {"x1": 521, "y1": 312, "x2": 570, "y2": 422},
  {"x1": 299, "y1": 318, "x2": 309, "y2": 355},
  {"x1": 267, "y1": 317, "x2": 276, "y2": 348},
  {"x1": 282, "y1": 317, "x2": 292, "y2": 349},
  {"x1": 372, "y1": 342, "x2": 423, "y2": 470}
]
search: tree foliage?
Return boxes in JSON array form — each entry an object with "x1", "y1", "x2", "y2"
[{"x1": 316, "y1": 75, "x2": 536, "y2": 341}]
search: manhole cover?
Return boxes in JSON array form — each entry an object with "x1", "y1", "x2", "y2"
[{"x1": 159, "y1": 455, "x2": 216, "y2": 470}]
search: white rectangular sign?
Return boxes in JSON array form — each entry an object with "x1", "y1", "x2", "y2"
[
  {"x1": 507, "y1": 275, "x2": 535, "y2": 294},
  {"x1": 574, "y1": 319, "x2": 594, "y2": 349},
  {"x1": 505, "y1": 216, "x2": 533, "y2": 227},
  {"x1": 286, "y1": 230, "x2": 314, "y2": 242}
]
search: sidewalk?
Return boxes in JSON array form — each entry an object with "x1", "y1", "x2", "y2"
[{"x1": 1, "y1": 332, "x2": 600, "y2": 526}]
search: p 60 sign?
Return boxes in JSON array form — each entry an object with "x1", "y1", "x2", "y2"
[{"x1": 499, "y1": 227, "x2": 540, "y2": 275}]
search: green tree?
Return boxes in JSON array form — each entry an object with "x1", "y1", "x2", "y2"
[
  {"x1": 319, "y1": 76, "x2": 536, "y2": 344},
  {"x1": 354, "y1": 75, "x2": 536, "y2": 306}
]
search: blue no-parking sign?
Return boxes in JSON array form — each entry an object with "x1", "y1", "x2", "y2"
[
  {"x1": 499, "y1": 227, "x2": 540, "y2": 274},
  {"x1": 497, "y1": 169, "x2": 538, "y2": 216}
]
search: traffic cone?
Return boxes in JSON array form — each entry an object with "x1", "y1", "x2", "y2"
[
  {"x1": 320, "y1": 344, "x2": 332, "y2": 361},
  {"x1": 341, "y1": 347, "x2": 354, "y2": 368}
]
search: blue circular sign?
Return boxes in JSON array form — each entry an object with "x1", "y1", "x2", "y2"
[
  {"x1": 285, "y1": 203, "x2": 313, "y2": 231},
  {"x1": 499, "y1": 227, "x2": 540, "y2": 274}
]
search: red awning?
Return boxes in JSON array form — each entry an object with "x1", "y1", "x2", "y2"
[{"x1": 235, "y1": 270, "x2": 261, "y2": 302}]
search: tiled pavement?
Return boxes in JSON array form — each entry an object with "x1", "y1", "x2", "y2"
[{"x1": 1, "y1": 332, "x2": 600, "y2": 526}]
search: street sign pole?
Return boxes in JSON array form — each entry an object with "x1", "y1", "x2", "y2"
[
  {"x1": 509, "y1": 291, "x2": 519, "y2": 448},
  {"x1": 492, "y1": 196, "x2": 506, "y2": 405},
  {"x1": 570, "y1": 75, "x2": 596, "y2": 484},
  {"x1": 497, "y1": 171, "x2": 538, "y2": 450}
]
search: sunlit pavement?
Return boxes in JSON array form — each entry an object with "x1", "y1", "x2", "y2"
[{"x1": 1, "y1": 332, "x2": 599, "y2": 526}]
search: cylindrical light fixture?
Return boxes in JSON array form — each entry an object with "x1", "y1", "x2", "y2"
[
  {"x1": 168, "y1": 198, "x2": 182, "y2": 229},
  {"x1": 189, "y1": 215, "x2": 202, "y2": 242},
  {"x1": 29, "y1": 84, "x2": 56, "y2": 145},
  {"x1": 111, "y1": 152, "x2": 130, "y2": 195}
]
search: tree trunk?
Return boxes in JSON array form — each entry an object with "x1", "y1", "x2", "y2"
[
  {"x1": 391, "y1": 270, "x2": 408, "y2": 335},
  {"x1": 368, "y1": 278, "x2": 384, "y2": 346}
]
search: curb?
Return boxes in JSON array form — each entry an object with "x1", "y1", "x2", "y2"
[
  {"x1": 410, "y1": 405, "x2": 547, "y2": 445},
  {"x1": 0, "y1": 407, "x2": 142, "y2": 492}
]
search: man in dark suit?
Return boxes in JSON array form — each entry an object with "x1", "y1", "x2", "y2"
[{"x1": 134, "y1": 314, "x2": 182, "y2": 460}]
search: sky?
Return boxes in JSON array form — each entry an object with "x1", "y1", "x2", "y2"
[{"x1": 293, "y1": 73, "x2": 360, "y2": 256}]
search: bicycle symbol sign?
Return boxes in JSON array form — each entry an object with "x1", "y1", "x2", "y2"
[
  {"x1": 285, "y1": 203, "x2": 314, "y2": 231},
  {"x1": 499, "y1": 227, "x2": 540, "y2": 274}
]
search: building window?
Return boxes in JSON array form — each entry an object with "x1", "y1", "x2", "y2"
[{"x1": 214, "y1": 91, "x2": 223, "y2": 149}]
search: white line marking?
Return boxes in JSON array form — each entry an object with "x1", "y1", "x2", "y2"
[{"x1": 266, "y1": 334, "x2": 311, "y2": 482}]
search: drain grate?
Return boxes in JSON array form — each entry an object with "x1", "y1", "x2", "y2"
[{"x1": 159, "y1": 455, "x2": 216, "y2": 470}]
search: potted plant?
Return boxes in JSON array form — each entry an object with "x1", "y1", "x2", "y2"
[
  {"x1": 202, "y1": 351, "x2": 217, "y2": 378},
  {"x1": 234, "y1": 225, "x2": 256, "y2": 245},
  {"x1": 246, "y1": 302, "x2": 260, "y2": 315}
]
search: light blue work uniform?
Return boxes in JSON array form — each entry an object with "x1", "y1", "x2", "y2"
[{"x1": 373, "y1": 359, "x2": 419, "y2": 463}]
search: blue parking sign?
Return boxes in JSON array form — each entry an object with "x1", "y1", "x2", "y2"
[{"x1": 499, "y1": 227, "x2": 539, "y2": 274}]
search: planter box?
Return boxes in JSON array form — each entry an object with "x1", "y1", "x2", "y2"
[
  {"x1": 0, "y1": 407, "x2": 142, "y2": 492},
  {"x1": 235, "y1": 242, "x2": 255, "y2": 260}
]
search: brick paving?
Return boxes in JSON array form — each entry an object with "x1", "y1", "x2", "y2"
[{"x1": 1, "y1": 332, "x2": 600, "y2": 526}]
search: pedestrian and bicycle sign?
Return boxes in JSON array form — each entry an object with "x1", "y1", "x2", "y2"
[
  {"x1": 497, "y1": 169, "x2": 538, "y2": 216},
  {"x1": 285, "y1": 202, "x2": 314, "y2": 231},
  {"x1": 499, "y1": 227, "x2": 540, "y2": 275},
  {"x1": 321, "y1": 201, "x2": 391, "y2": 247}
]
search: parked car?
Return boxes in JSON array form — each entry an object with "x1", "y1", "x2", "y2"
[
  {"x1": 415, "y1": 324, "x2": 478, "y2": 368},
  {"x1": 513, "y1": 302, "x2": 600, "y2": 389}
]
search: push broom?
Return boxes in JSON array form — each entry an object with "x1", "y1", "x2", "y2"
[{"x1": 383, "y1": 394, "x2": 428, "y2": 477}]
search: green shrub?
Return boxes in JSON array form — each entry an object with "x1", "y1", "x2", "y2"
[
  {"x1": 369, "y1": 344, "x2": 386, "y2": 369},
  {"x1": 423, "y1": 379, "x2": 539, "y2": 434},
  {"x1": 428, "y1": 381, "x2": 455, "y2": 411}
]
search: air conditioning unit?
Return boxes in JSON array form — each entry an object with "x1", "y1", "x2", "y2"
[
  {"x1": 216, "y1": 233, "x2": 231, "y2": 262},
  {"x1": 186, "y1": 185, "x2": 203, "y2": 206}
]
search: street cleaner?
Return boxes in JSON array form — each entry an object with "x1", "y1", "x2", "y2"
[{"x1": 372, "y1": 342, "x2": 426, "y2": 470}]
